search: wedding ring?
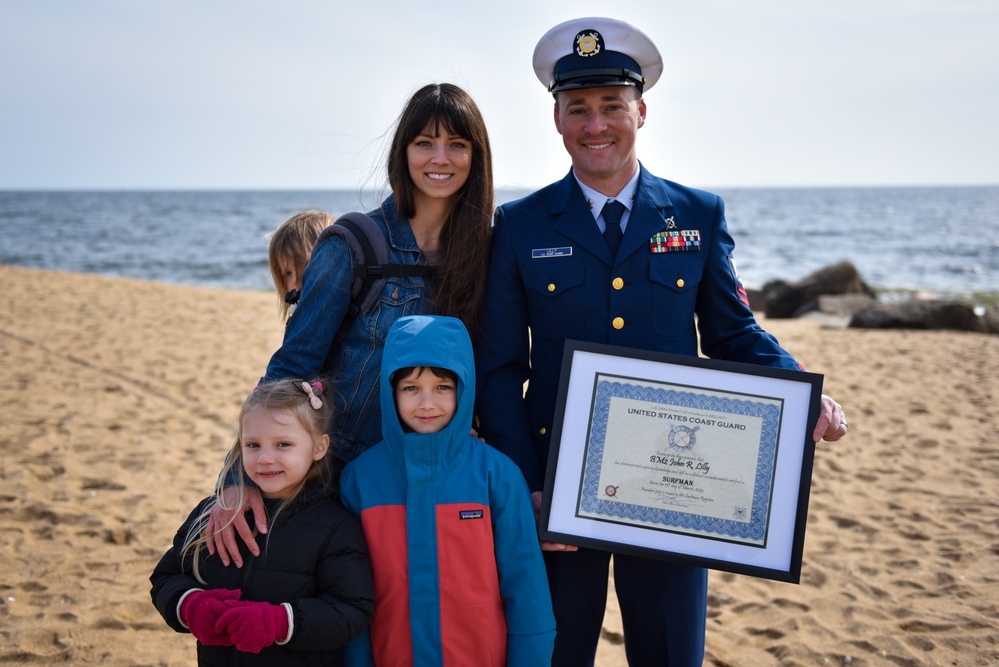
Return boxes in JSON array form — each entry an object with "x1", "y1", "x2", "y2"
[{"x1": 840, "y1": 419, "x2": 849, "y2": 428}]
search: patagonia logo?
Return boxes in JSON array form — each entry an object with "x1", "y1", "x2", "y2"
[
  {"x1": 459, "y1": 509, "x2": 484, "y2": 520},
  {"x1": 532, "y1": 247, "x2": 572, "y2": 258}
]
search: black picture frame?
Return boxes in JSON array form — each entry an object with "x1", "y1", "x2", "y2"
[{"x1": 539, "y1": 340, "x2": 824, "y2": 583}]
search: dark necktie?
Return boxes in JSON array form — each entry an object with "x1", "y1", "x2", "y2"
[{"x1": 602, "y1": 200, "x2": 625, "y2": 257}]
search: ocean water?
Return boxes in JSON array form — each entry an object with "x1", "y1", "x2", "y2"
[
  {"x1": 717, "y1": 186, "x2": 999, "y2": 302},
  {"x1": 1, "y1": 187, "x2": 996, "y2": 301}
]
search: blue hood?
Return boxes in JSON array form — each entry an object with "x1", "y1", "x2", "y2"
[{"x1": 379, "y1": 315, "x2": 475, "y2": 470}]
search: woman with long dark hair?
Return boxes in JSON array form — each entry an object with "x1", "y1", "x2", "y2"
[{"x1": 209, "y1": 83, "x2": 494, "y2": 564}]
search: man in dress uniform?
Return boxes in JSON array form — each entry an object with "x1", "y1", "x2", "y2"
[{"x1": 474, "y1": 16, "x2": 849, "y2": 667}]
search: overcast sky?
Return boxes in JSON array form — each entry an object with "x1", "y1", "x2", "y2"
[{"x1": 2, "y1": 0, "x2": 997, "y2": 191}]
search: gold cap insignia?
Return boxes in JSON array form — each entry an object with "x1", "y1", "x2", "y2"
[{"x1": 574, "y1": 30, "x2": 603, "y2": 57}]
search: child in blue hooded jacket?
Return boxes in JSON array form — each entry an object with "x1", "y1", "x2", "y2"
[{"x1": 340, "y1": 315, "x2": 555, "y2": 666}]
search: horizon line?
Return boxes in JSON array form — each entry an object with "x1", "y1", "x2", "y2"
[{"x1": 2, "y1": 182, "x2": 998, "y2": 193}]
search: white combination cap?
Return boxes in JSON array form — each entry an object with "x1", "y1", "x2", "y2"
[{"x1": 533, "y1": 17, "x2": 663, "y2": 94}]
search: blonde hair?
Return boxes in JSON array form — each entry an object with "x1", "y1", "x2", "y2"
[
  {"x1": 267, "y1": 211, "x2": 335, "y2": 320},
  {"x1": 181, "y1": 379, "x2": 335, "y2": 583}
]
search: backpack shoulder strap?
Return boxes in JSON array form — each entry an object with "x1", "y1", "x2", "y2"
[
  {"x1": 317, "y1": 212, "x2": 433, "y2": 309},
  {"x1": 316, "y1": 212, "x2": 386, "y2": 303},
  {"x1": 315, "y1": 212, "x2": 433, "y2": 375}
]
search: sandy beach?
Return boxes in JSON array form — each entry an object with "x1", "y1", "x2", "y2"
[{"x1": 1, "y1": 263, "x2": 997, "y2": 666}]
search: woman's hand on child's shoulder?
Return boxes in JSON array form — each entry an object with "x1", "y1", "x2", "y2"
[{"x1": 205, "y1": 487, "x2": 267, "y2": 567}]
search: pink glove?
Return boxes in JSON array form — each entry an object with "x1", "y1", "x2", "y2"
[
  {"x1": 180, "y1": 588, "x2": 242, "y2": 646},
  {"x1": 216, "y1": 601, "x2": 290, "y2": 653}
]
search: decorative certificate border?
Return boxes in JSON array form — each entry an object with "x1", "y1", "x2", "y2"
[
  {"x1": 579, "y1": 375, "x2": 781, "y2": 545},
  {"x1": 540, "y1": 341, "x2": 823, "y2": 583}
]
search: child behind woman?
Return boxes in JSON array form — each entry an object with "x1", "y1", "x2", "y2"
[
  {"x1": 340, "y1": 315, "x2": 555, "y2": 666},
  {"x1": 151, "y1": 379, "x2": 373, "y2": 665},
  {"x1": 267, "y1": 210, "x2": 335, "y2": 320},
  {"x1": 207, "y1": 84, "x2": 495, "y2": 566}
]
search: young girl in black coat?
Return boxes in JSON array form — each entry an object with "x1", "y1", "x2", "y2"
[{"x1": 150, "y1": 379, "x2": 374, "y2": 665}]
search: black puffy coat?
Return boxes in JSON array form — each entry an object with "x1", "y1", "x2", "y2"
[{"x1": 150, "y1": 480, "x2": 374, "y2": 666}]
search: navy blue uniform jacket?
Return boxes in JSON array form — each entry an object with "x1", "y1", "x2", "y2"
[{"x1": 475, "y1": 165, "x2": 803, "y2": 491}]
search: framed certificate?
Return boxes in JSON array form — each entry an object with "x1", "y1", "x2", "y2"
[{"x1": 539, "y1": 340, "x2": 824, "y2": 583}]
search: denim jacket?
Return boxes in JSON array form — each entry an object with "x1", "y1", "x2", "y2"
[{"x1": 263, "y1": 196, "x2": 432, "y2": 462}]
